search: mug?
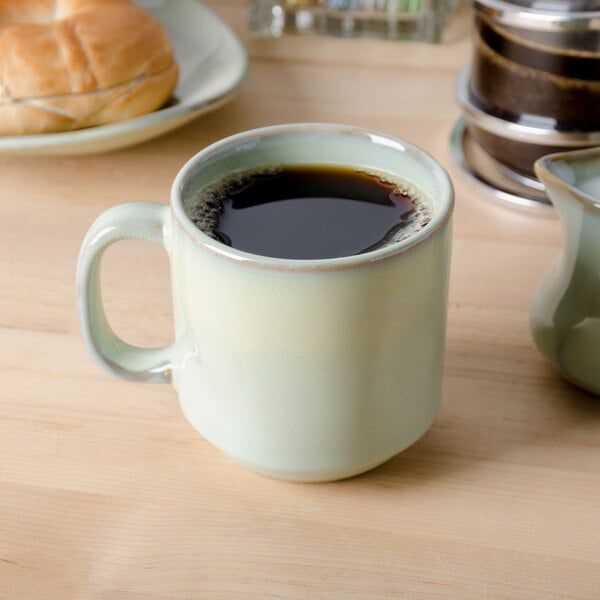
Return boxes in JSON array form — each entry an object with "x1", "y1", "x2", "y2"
[{"x1": 77, "y1": 123, "x2": 454, "y2": 482}]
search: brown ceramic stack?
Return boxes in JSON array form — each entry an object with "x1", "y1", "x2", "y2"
[{"x1": 457, "y1": 0, "x2": 600, "y2": 181}]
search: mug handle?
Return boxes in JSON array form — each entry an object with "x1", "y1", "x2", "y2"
[{"x1": 76, "y1": 202, "x2": 174, "y2": 383}]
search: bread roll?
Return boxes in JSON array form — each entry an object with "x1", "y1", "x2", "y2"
[{"x1": 0, "y1": 0, "x2": 178, "y2": 135}]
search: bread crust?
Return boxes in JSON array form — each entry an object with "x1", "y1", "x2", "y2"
[{"x1": 0, "y1": 0, "x2": 178, "y2": 134}]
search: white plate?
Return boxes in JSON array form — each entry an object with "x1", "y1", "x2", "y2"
[{"x1": 0, "y1": 0, "x2": 248, "y2": 156}]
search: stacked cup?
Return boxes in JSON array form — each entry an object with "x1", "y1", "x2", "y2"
[{"x1": 457, "y1": 0, "x2": 600, "y2": 197}]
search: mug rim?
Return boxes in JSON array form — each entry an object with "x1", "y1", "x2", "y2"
[{"x1": 171, "y1": 122, "x2": 454, "y2": 271}]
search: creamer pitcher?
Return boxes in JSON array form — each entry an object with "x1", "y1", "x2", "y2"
[{"x1": 531, "y1": 147, "x2": 600, "y2": 396}]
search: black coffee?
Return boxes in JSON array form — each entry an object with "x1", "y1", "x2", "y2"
[{"x1": 188, "y1": 165, "x2": 430, "y2": 260}]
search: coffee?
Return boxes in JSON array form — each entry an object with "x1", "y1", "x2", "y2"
[{"x1": 188, "y1": 164, "x2": 430, "y2": 260}]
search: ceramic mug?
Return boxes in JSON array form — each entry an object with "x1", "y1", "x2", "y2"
[{"x1": 77, "y1": 123, "x2": 454, "y2": 482}]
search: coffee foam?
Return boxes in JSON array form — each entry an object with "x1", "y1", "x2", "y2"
[
  {"x1": 355, "y1": 168, "x2": 432, "y2": 250},
  {"x1": 188, "y1": 167, "x2": 281, "y2": 241}
]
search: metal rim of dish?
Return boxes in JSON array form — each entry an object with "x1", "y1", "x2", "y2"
[
  {"x1": 455, "y1": 65, "x2": 600, "y2": 144},
  {"x1": 472, "y1": 0, "x2": 600, "y2": 30},
  {"x1": 449, "y1": 116, "x2": 555, "y2": 214}
]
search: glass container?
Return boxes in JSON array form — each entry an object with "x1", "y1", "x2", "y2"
[{"x1": 248, "y1": 0, "x2": 460, "y2": 42}]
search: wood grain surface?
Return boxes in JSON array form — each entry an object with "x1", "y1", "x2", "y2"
[{"x1": 1, "y1": 2, "x2": 599, "y2": 598}]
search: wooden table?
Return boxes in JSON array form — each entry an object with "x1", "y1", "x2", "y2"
[{"x1": 2, "y1": 2, "x2": 599, "y2": 598}]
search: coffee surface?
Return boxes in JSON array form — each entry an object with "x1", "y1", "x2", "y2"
[{"x1": 188, "y1": 165, "x2": 430, "y2": 260}]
